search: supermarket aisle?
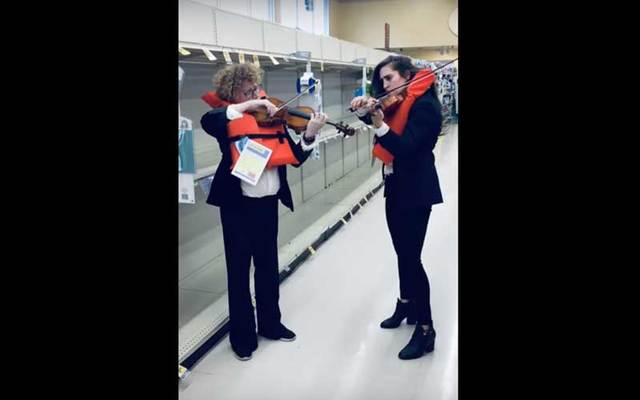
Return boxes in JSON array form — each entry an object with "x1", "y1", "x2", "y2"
[{"x1": 179, "y1": 126, "x2": 458, "y2": 400}]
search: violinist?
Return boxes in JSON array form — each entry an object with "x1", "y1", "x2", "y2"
[
  {"x1": 200, "y1": 63, "x2": 327, "y2": 361},
  {"x1": 350, "y1": 55, "x2": 444, "y2": 360}
]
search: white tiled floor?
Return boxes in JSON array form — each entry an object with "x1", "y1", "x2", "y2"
[{"x1": 179, "y1": 126, "x2": 457, "y2": 400}]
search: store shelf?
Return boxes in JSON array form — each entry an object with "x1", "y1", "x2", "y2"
[{"x1": 179, "y1": 1, "x2": 394, "y2": 69}]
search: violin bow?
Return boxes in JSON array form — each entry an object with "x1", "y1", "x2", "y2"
[{"x1": 274, "y1": 82, "x2": 318, "y2": 112}]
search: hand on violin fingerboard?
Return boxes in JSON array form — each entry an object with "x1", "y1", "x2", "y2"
[
  {"x1": 350, "y1": 96, "x2": 377, "y2": 115},
  {"x1": 304, "y1": 112, "x2": 328, "y2": 140}
]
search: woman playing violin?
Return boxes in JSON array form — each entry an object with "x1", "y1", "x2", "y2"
[
  {"x1": 350, "y1": 55, "x2": 444, "y2": 360},
  {"x1": 200, "y1": 63, "x2": 327, "y2": 361}
]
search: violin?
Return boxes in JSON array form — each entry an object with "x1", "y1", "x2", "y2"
[
  {"x1": 251, "y1": 96, "x2": 356, "y2": 137},
  {"x1": 373, "y1": 92, "x2": 403, "y2": 114},
  {"x1": 347, "y1": 91, "x2": 403, "y2": 115}
]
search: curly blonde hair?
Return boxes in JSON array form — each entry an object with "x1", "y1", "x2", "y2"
[{"x1": 213, "y1": 63, "x2": 263, "y2": 102}]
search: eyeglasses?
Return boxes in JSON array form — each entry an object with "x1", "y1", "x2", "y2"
[{"x1": 241, "y1": 86, "x2": 259, "y2": 97}]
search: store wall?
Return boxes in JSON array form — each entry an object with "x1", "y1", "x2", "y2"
[
  {"x1": 330, "y1": 0, "x2": 457, "y2": 49},
  {"x1": 187, "y1": 0, "x2": 329, "y2": 35},
  {"x1": 400, "y1": 47, "x2": 458, "y2": 61}
]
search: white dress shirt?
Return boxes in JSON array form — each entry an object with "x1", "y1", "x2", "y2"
[
  {"x1": 357, "y1": 107, "x2": 394, "y2": 175},
  {"x1": 226, "y1": 107, "x2": 318, "y2": 197},
  {"x1": 372, "y1": 121, "x2": 394, "y2": 176}
]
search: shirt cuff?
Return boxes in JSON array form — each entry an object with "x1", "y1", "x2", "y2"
[
  {"x1": 374, "y1": 122, "x2": 390, "y2": 137},
  {"x1": 300, "y1": 135, "x2": 318, "y2": 151},
  {"x1": 383, "y1": 163, "x2": 394, "y2": 176},
  {"x1": 226, "y1": 106, "x2": 243, "y2": 120}
]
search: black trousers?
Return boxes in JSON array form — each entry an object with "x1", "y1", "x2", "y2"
[
  {"x1": 220, "y1": 195, "x2": 282, "y2": 352},
  {"x1": 385, "y1": 200, "x2": 433, "y2": 326}
]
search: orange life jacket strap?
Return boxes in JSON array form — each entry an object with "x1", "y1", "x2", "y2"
[{"x1": 228, "y1": 133, "x2": 288, "y2": 142}]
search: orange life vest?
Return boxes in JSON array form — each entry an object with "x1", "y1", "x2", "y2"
[
  {"x1": 201, "y1": 91, "x2": 300, "y2": 169},
  {"x1": 372, "y1": 69, "x2": 435, "y2": 165}
]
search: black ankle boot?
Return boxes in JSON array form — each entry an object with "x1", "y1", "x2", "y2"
[
  {"x1": 380, "y1": 299, "x2": 416, "y2": 328},
  {"x1": 398, "y1": 325, "x2": 436, "y2": 360}
]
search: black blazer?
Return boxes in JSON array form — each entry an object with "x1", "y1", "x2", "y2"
[
  {"x1": 200, "y1": 107, "x2": 313, "y2": 211},
  {"x1": 361, "y1": 89, "x2": 444, "y2": 207}
]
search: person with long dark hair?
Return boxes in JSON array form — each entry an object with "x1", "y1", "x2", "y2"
[{"x1": 351, "y1": 55, "x2": 443, "y2": 360}]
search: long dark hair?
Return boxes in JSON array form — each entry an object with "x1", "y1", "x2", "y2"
[{"x1": 371, "y1": 55, "x2": 439, "y2": 103}]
